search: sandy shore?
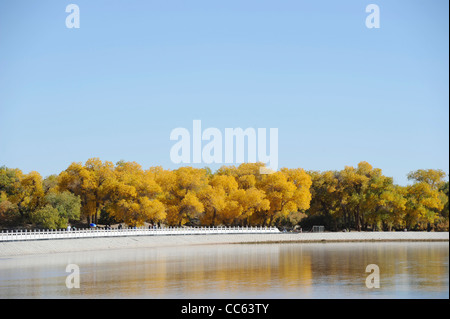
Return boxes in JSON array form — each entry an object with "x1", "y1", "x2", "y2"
[{"x1": 0, "y1": 232, "x2": 448, "y2": 257}]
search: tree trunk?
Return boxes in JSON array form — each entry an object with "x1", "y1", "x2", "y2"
[
  {"x1": 355, "y1": 210, "x2": 361, "y2": 231},
  {"x1": 211, "y1": 208, "x2": 217, "y2": 226},
  {"x1": 262, "y1": 217, "x2": 267, "y2": 227},
  {"x1": 268, "y1": 215, "x2": 274, "y2": 227}
]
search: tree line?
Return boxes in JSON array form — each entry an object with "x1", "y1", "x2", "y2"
[{"x1": 0, "y1": 159, "x2": 448, "y2": 231}]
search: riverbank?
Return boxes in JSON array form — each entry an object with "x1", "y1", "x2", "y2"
[{"x1": 0, "y1": 232, "x2": 448, "y2": 257}]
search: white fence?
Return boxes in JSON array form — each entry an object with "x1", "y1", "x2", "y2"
[{"x1": 0, "y1": 226, "x2": 280, "y2": 242}]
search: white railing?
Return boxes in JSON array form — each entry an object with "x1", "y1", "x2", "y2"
[{"x1": 0, "y1": 226, "x2": 280, "y2": 242}]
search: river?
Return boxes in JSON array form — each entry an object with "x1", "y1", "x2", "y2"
[{"x1": 0, "y1": 242, "x2": 448, "y2": 298}]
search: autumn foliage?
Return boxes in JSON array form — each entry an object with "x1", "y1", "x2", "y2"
[{"x1": 0, "y1": 159, "x2": 448, "y2": 231}]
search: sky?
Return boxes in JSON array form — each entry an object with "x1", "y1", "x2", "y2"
[{"x1": 0, "y1": 0, "x2": 448, "y2": 186}]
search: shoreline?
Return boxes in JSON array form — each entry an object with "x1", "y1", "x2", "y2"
[{"x1": 0, "y1": 232, "x2": 448, "y2": 257}]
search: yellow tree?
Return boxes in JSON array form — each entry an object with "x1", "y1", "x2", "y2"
[
  {"x1": 307, "y1": 164, "x2": 410, "y2": 231},
  {"x1": 371, "y1": 185, "x2": 407, "y2": 231},
  {"x1": 155, "y1": 167, "x2": 208, "y2": 226},
  {"x1": 255, "y1": 168, "x2": 312, "y2": 226},
  {"x1": 197, "y1": 184, "x2": 224, "y2": 226},
  {"x1": 178, "y1": 191, "x2": 204, "y2": 226},
  {"x1": 361, "y1": 173, "x2": 407, "y2": 231},
  {"x1": 111, "y1": 197, "x2": 165, "y2": 227},
  {"x1": 281, "y1": 167, "x2": 312, "y2": 210},
  {"x1": 199, "y1": 173, "x2": 271, "y2": 226},
  {"x1": 216, "y1": 163, "x2": 267, "y2": 189},
  {"x1": 405, "y1": 169, "x2": 447, "y2": 230},
  {"x1": 9, "y1": 171, "x2": 44, "y2": 220},
  {"x1": 1, "y1": 167, "x2": 46, "y2": 225},
  {"x1": 407, "y1": 169, "x2": 447, "y2": 190},
  {"x1": 215, "y1": 164, "x2": 273, "y2": 225},
  {"x1": 229, "y1": 187, "x2": 270, "y2": 226},
  {"x1": 0, "y1": 166, "x2": 23, "y2": 224},
  {"x1": 105, "y1": 161, "x2": 165, "y2": 226},
  {"x1": 0, "y1": 191, "x2": 19, "y2": 226},
  {"x1": 58, "y1": 158, "x2": 115, "y2": 224}
]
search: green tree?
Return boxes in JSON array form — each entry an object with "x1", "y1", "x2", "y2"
[
  {"x1": 306, "y1": 170, "x2": 343, "y2": 230},
  {"x1": 0, "y1": 166, "x2": 22, "y2": 196},
  {"x1": 437, "y1": 182, "x2": 449, "y2": 230},
  {"x1": 31, "y1": 205, "x2": 65, "y2": 229},
  {"x1": 45, "y1": 191, "x2": 81, "y2": 222},
  {"x1": 31, "y1": 191, "x2": 81, "y2": 229}
]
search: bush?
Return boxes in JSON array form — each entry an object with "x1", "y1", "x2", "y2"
[
  {"x1": 31, "y1": 191, "x2": 81, "y2": 229},
  {"x1": 31, "y1": 205, "x2": 67, "y2": 229}
]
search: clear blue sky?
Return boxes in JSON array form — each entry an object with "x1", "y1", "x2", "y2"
[{"x1": 0, "y1": 0, "x2": 448, "y2": 186}]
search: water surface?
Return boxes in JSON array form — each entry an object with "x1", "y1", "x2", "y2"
[{"x1": 0, "y1": 242, "x2": 448, "y2": 298}]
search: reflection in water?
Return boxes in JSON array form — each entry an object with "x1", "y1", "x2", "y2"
[{"x1": 0, "y1": 242, "x2": 448, "y2": 298}]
